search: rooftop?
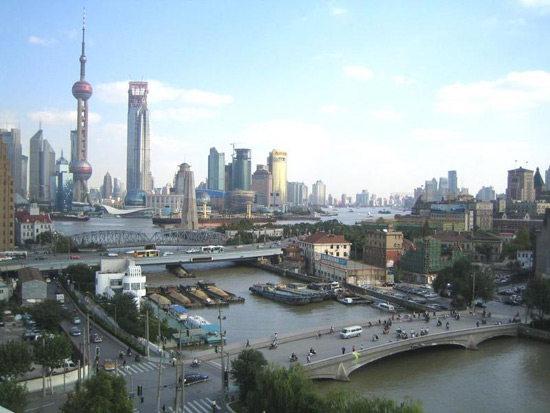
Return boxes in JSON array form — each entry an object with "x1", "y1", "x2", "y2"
[{"x1": 302, "y1": 232, "x2": 350, "y2": 245}]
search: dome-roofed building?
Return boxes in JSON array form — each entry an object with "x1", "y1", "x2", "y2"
[{"x1": 124, "y1": 189, "x2": 147, "y2": 207}]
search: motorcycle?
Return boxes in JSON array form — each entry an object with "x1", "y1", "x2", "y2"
[
  {"x1": 309, "y1": 348, "x2": 316, "y2": 355},
  {"x1": 289, "y1": 354, "x2": 298, "y2": 362},
  {"x1": 134, "y1": 354, "x2": 141, "y2": 362},
  {"x1": 269, "y1": 341, "x2": 278, "y2": 350},
  {"x1": 191, "y1": 359, "x2": 201, "y2": 368}
]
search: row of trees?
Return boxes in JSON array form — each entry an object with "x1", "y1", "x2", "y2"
[
  {"x1": 0, "y1": 334, "x2": 73, "y2": 412},
  {"x1": 230, "y1": 349, "x2": 423, "y2": 412}
]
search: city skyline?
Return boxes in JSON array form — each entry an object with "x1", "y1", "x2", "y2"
[{"x1": 1, "y1": 1, "x2": 549, "y2": 197}]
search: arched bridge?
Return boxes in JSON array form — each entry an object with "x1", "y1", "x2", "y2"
[
  {"x1": 303, "y1": 324, "x2": 521, "y2": 382},
  {"x1": 70, "y1": 229, "x2": 227, "y2": 247}
]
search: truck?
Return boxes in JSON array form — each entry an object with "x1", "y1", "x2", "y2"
[{"x1": 56, "y1": 294, "x2": 65, "y2": 304}]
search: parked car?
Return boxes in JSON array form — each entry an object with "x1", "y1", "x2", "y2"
[
  {"x1": 107, "y1": 252, "x2": 118, "y2": 257},
  {"x1": 498, "y1": 289, "x2": 515, "y2": 296},
  {"x1": 183, "y1": 372, "x2": 209, "y2": 386},
  {"x1": 103, "y1": 358, "x2": 115, "y2": 372},
  {"x1": 69, "y1": 327, "x2": 81, "y2": 336},
  {"x1": 70, "y1": 255, "x2": 80, "y2": 260},
  {"x1": 163, "y1": 251, "x2": 174, "y2": 256}
]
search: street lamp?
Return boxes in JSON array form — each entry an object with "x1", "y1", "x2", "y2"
[
  {"x1": 218, "y1": 308, "x2": 227, "y2": 404},
  {"x1": 471, "y1": 271, "x2": 476, "y2": 312}
]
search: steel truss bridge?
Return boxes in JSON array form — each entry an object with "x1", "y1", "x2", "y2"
[{"x1": 70, "y1": 229, "x2": 227, "y2": 247}]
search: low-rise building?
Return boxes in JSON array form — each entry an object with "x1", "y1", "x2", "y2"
[
  {"x1": 298, "y1": 232, "x2": 351, "y2": 275},
  {"x1": 363, "y1": 225, "x2": 404, "y2": 269},
  {"x1": 0, "y1": 281, "x2": 13, "y2": 301},
  {"x1": 316, "y1": 254, "x2": 386, "y2": 285},
  {"x1": 281, "y1": 243, "x2": 307, "y2": 273},
  {"x1": 146, "y1": 193, "x2": 183, "y2": 216},
  {"x1": 15, "y1": 204, "x2": 54, "y2": 244},
  {"x1": 517, "y1": 250, "x2": 534, "y2": 270},
  {"x1": 95, "y1": 259, "x2": 146, "y2": 309},
  {"x1": 225, "y1": 228, "x2": 284, "y2": 240},
  {"x1": 16, "y1": 267, "x2": 47, "y2": 305}
]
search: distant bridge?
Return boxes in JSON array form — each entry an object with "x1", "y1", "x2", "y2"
[
  {"x1": 304, "y1": 324, "x2": 521, "y2": 381},
  {"x1": 70, "y1": 229, "x2": 227, "y2": 247}
]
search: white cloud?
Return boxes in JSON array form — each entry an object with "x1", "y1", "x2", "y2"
[
  {"x1": 434, "y1": 70, "x2": 550, "y2": 115},
  {"x1": 394, "y1": 75, "x2": 416, "y2": 85},
  {"x1": 27, "y1": 109, "x2": 101, "y2": 124},
  {"x1": 95, "y1": 80, "x2": 233, "y2": 106},
  {"x1": 319, "y1": 104, "x2": 347, "y2": 116},
  {"x1": 520, "y1": 0, "x2": 550, "y2": 7},
  {"x1": 28, "y1": 35, "x2": 56, "y2": 46},
  {"x1": 154, "y1": 107, "x2": 220, "y2": 122},
  {"x1": 372, "y1": 110, "x2": 406, "y2": 121},
  {"x1": 332, "y1": 7, "x2": 347, "y2": 15},
  {"x1": 343, "y1": 66, "x2": 373, "y2": 82},
  {"x1": 413, "y1": 128, "x2": 461, "y2": 142}
]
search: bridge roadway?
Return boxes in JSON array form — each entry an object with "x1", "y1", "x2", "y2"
[
  {"x1": 193, "y1": 311, "x2": 524, "y2": 383},
  {"x1": 0, "y1": 246, "x2": 282, "y2": 273}
]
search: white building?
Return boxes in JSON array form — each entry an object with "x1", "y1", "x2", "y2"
[
  {"x1": 146, "y1": 193, "x2": 183, "y2": 216},
  {"x1": 95, "y1": 259, "x2": 146, "y2": 309},
  {"x1": 15, "y1": 204, "x2": 54, "y2": 244},
  {"x1": 517, "y1": 250, "x2": 534, "y2": 270},
  {"x1": 298, "y1": 232, "x2": 351, "y2": 276}
]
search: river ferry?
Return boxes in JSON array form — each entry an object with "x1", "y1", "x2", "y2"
[{"x1": 168, "y1": 305, "x2": 188, "y2": 322}]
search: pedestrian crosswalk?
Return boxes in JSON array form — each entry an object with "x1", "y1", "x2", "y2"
[
  {"x1": 116, "y1": 360, "x2": 159, "y2": 376},
  {"x1": 183, "y1": 398, "x2": 221, "y2": 413}
]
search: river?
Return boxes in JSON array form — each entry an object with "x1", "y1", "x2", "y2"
[
  {"x1": 55, "y1": 218, "x2": 549, "y2": 412},
  {"x1": 143, "y1": 264, "x2": 549, "y2": 413}
]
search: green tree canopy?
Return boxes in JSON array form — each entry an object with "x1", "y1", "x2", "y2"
[
  {"x1": 523, "y1": 276, "x2": 550, "y2": 318},
  {"x1": 230, "y1": 348, "x2": 268, "y2": 402},
  {"x1": 61, "y1": 370, "x2": 133, "y2": 413},
  {"x1": 26, "y1": 300, "x2": 67, "y2": 332},
  {"x1": 0, "y1": 381, "x2": 29, "y2": 413},
  {"x1": 322, "y1": 388, "x2": 422, "y2": 413},
  {"x1": 0, "y1": 341, "x2": 33, "y2": 379},
  {"x1": 433, "y1": 259, "x2": 494, "y2": 307},
  {"x1": 65, "y1": 263, "x2": 96, "y2": 292}
]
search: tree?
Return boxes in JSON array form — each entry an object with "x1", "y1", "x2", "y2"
[
  {"x1": 0, "y1": 381, "x2": 29, "y2": 413},
  {"x1": 26, "y1": 300, "x2": 67, "y2": 332},
  {"x1": 230, "y1": 349, "x2": 267, "y2": 402},
  {"x1": 0, "y1": 341, "x2": 33, "y2": 379},
  {"x1": 65, "y1": 263, "x2": 95, "y2": 292},
  {"x1": 61, "y1": 370, "x2": 133, "y2": 413},
  {"x1": 33, "y1": 335, "x2": 73, "y2": 396},
  {"x1": 433, "y1": 259, "x2": 494, "y2": 307},
  {"x1": 420, "y1": 220, "x2": 433, "y2": 237},
  {"x1": 321, "y1": 389, "x2": 422, "y2": 413},
  {"x1": 523, "y1": 276, "x2": 550, "y2": 319},
  {"x1": 246, "y1": 363, "x2": 321, "y2": 413}
]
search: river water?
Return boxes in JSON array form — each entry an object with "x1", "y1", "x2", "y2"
[{"x1": 56, "y1": 218, "x2": 549, "y2": 412}]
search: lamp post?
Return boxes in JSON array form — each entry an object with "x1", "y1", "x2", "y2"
[
  {"x1": 471, "y1": 271, "x2": 476, "y2": 312},
  {"x1": 218, "y1": 308, "x2": 226, "y2": 404}
]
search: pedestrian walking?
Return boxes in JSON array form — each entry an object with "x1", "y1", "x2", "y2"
[
  {"x1": 360, "y1": 344, "x2": 364, "y2": 350},
  {"x1": 307, "y1": 354, "x2": 311, "y2": 363},
  {"x1": 246, "y1": 339, "x2": 250, "y2": 347},
  {"x1": 352, "y1": 345, "x2": 355, "y2": 352},
  {"x1": 476, "y1": 321, "x2": 480, "y2": 327},
  {"x1": 342, "y1": 346, "x2": 345, "y2": 354}
]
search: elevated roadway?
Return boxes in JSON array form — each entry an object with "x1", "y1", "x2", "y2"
[{"x1": 0, "y1": 247, "x2": 282, "y2": 273}]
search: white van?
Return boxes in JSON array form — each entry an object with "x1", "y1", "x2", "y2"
[{"x1": 340, "y1": 325, "x2": 363, "y2": 339}]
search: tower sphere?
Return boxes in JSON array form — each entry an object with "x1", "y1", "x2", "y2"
[
  {"x1": 70, "y1": 160, "x2": 93, "y2": 181},
  {"x1": 72, "y1": 80, "x2": 93, "y2": 100}
]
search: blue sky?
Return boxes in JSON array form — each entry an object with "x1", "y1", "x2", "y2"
[{"x1": 1, "y1": 0, "x2": 550, "y2": 198}]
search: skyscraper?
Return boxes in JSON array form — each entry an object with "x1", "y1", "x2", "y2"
[
  {"x1": 534, "y1": 167, "x2": 544, "y2": 200},
  {"x1": 0, "y1": 136, "x2": 15, "y2": 250},
  {"x1": 311, "y1": 180, "x2": 326, "y2": 206},
  {"x1": 208, "y1": 147, "x2": 225, "y2": 191},
  {"x1": 29, "y1": 130, "x2": 55, "y2": 202},
  {"x1": 287, "y1": 182, "x2": 308, "y2": 207},
  {"x1": 424, "y1": 178, "x2": 438, "y2": 202},
  {"x1": 55, "y1": 153, "x2": 73, "y2": 212},
  {"x1": 267, "y1": 149, "x2": 287, "y2": 206},
  {"x1": 70, "y1": 12, "x2": 93, "y2": 204},
  {"x1": 448, "y1": 170, "x2": 458, "y2": 198},
  {"x1": 231, "y1": 149, "x2": 251, "y2": 191},
  {"x1": 506, "y1": 167, "x2": 535, "y2": 202},
  {"x1": 127, "y1": 81, "x2": 153, "y2": 193},
  {"x1": 102, "y1": 172, "x2": 113, "y2": 199},
  {"x1": 0, "y1": 128, "x2": 25, "y2": 198},
  {"x1": 546, "y1": 166, "x2": 550, "y2": 192},
  {"x1": 174, "y1": 163, "x2": 198, "y2": 230},
  {"x1": 251, "y1": 165, "x2": 271, "y2": 206}
]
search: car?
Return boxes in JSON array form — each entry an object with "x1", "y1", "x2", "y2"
[
  {"x1": 474, "y1": 301, "x2": 487, "y2": 308},
  {"x1": 186, "y1": 248, "x2": 199, "y2": 254},
  {"x1": 107, "y1": 252, "x2": 118, "y2": 257},
  {"x1": 103, "y1": 358, "x2": 115, "y2": 372},
  {"x1": 498, "y1": 289, "x2": 515, "y2": 296},
  {"x1": 183, "y1": 372, "x2": 209, "y2": 386},
  {"x1": 91, "y1": 334, "x2": 103, "y2": 343},
  {"x1": 70, "y1": 255, "x2": 80, "y2": 260},
  {"x1": 69, "y1": 327, "x2": 81, "y2": 336},
  {"x1": 72, "y1": 316, "x2": 82, "y2": 325},
  {"x1": 163, "y1": 251, "x2": 174, "y2": 256}
]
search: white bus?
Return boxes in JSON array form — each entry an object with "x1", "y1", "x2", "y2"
[{"x1": 201, "y1": 245, "x2": 224, "y2": 253}]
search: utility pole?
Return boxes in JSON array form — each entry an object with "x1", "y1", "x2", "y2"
[
  {"x1": 145, "y1": 310, "x2": 150, "y2": 359},
  {"x1": 156, "y1": 307, "x2": 163, "y2": 413},
  {"x1": 87, "y1": 313, "x2": 91, "y2": 379},
  {"x1": 180, "y1": 361, "x2": 184, "y2": 412},
  {"x1": 218, "y1": 308, "x2": 226, "y2": 404},
  {"x1": 174, "y1": 359, "x2": 179, "y2": 412}
]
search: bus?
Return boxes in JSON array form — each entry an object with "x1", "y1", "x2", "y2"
[
  {"x1": 0, "y1": 251, "x2": 27, "y2": 260},
  {"x1": 200, "y1": 246, "x2": 224, "y2": 253},
  {"x1": 134, "y1": 249, "x2": 160, "y2": 258}
]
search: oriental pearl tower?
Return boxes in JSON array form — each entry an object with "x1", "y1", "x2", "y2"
[{"x1": 70, "y1": 11, "x2": 93, "y2": 204}]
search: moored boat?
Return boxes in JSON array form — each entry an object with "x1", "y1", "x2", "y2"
[{"x1": 249, "y1": 283, "x2": 311, "y2": 305}]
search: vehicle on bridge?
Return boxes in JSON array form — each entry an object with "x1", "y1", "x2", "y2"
[
  {"x1": 201, "y1": 245, "x2": 224, "y2": 253},
  {"x1": 134, "y1": 249, "x2": 160, "y2": 258},
  {"x1": 340, "y1": 325, "x2": 363, "y2": 339},
  {"x1": 0, "y1": 251, "x2": 27, "y2": 260}
]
